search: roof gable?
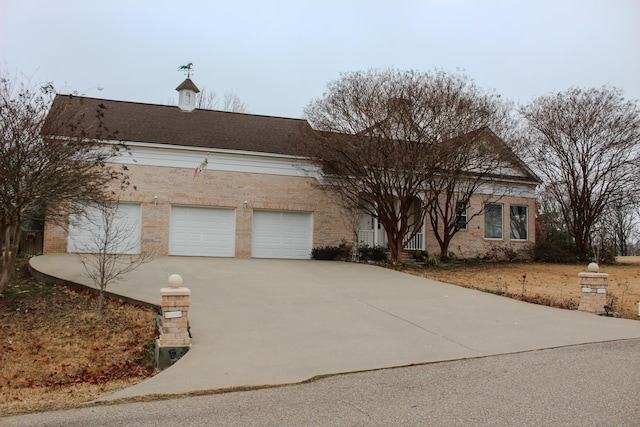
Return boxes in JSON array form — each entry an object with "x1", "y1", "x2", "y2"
[
  {"x1": 175, "y1": 78, "x2": 200, "y2": 93},
  {"x1": 462, "y1": 127, "x2": 541, "y2": 183}
]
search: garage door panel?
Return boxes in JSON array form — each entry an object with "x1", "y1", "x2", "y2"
[
  {"x1": 170, "y1": 206, "x2": 235, "y2": 257},
  {"x1": 68, "y1": 203, "x2": 141, "y2": 254},
  {"x1": 252, "y1": 211, "x2": 312, "y2": 259}
]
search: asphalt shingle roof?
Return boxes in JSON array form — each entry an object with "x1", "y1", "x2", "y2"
[
  {"x1": 175, "y1": 78, "x2": 201, "y2": 93},
  {"x1": 47, "y1": 94, "x2": 539, "y2": 184},
  {"x1": 48, "y1": 94, "x2": 311, "y2": 156}
]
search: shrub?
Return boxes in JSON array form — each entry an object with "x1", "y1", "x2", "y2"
[
  {"x1": 500, "y1": 245, "x2": 519, "y2": 261},
  {"x1": 312, "y1": 241, "x2": 353, "y2": 261},
  {"x1": 358, "y1": 245, "x2": 388, "y2": 262},
  {"x1": 482, "y1": 243, "x2": 530, "y2": 262},
  {"x1": 534, "y1": 240, "x2": 577, "y2": 263},
  {"x1": 426, "y1": 253, "x2": 441, "y2": 267},
  {"x1": 411, "y1": 250, "x2": 427, "y2": 263},
  {"x1": 481, "y1": 244, "x2": 500, "y2": 261}
]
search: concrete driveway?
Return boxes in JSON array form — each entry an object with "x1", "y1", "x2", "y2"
[{"x1": 30, "y1": 255, "x2": 640, "y2": 401}]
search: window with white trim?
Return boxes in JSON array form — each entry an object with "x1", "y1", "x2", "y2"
[
  {"x1": 456, "y1": 201, "x2": 468, "y2": 231},
  {"x1": 510, "y1": 205, "x2": 528, "y2": 240},
  {"x1": 484, "y1": 203, "x2": 503, "y2": 239}
]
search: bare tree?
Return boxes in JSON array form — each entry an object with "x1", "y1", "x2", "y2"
[
  {"x1": 299, "y1": 68, "x2": 511, "y2": 263},
  {"x1": 419, "y1": 79, "x2": 522, "y2": 260},
  {"x1": 520, "y1": 86, "x2": 640, "y2": 261},
  {"x1": 195, "y1": 86, "x2": 249, "y2": 113},
  {"x1": 222, "y1": 92, "x2": 249, "y2": 113},
  {"x1": 426, "y1": 127, "x2": 518, "y2": 258},
  {"x1": 535, "y1": 189, "x2": 574, "y2": 250},
  {"x1": 194, "y1": 86, "x2": 218, "y2": 110},
  {"x1": 77, "y1": 200, "x2": 152, "y2": 320},
  {"x1": 605, "y1": 201, "x2": 639, "y2": 257},
  {"x1": 0, "y1": 71, "x2": 129, "y2": 294}
]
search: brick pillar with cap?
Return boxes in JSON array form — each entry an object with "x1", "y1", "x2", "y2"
[
  {"x1": 156, "y1": 274, "x2": 191, "y2": 369},
  {"x1": 578, "y1": 263, "x2": 609, "y2": 314}
]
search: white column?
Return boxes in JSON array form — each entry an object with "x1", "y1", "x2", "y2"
[{"x1": 373, "y1": 216, "x2": 379, "y2": 247}]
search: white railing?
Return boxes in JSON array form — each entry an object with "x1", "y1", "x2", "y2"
[
  {"x1": 359, "y1": 230, "x2": 423, "y2": 251},
  {"x1": 403, "y1": 233, "x2": 423, "y2": 250},
  {"x1": 358, "y1": 230, "x2": 375, "y2": 247}
]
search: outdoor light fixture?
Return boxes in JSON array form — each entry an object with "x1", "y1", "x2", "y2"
[
  {"x1": 243, "y1": 200, "x2": 249, "y2": 210},
  {"x1": 153, "y1": 195, "x2": 158, "y2": 205}
]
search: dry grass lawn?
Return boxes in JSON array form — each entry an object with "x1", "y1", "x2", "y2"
[
  {"x1": 397, "y1": 256, "x2": 640, "y2": 319},
  {"x1": 0, "y1": 260, "x2": 157, "y2": 417}
]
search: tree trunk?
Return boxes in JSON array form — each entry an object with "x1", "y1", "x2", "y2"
[
  {"x1": 98, "y1": 292, "x2": 104, "y2": 321},
  {"x1": 0, "y1": 223, "x2": 22, "y2": 294},
  {"x1": 618, "y1": 229, "x2": 628, "y2": 256},
  {"x1": 575, "y1": 231, "x2": 590, "y2": 262},
  {"x1": 388, "y1": 238, "x2": 402, "y2": 264},
  {"x1": 438, "y1": 234, "x2": 453, "y2": 259},
  {"x1": 98, "y1": 267, "x2": 105, "y2": 321}
]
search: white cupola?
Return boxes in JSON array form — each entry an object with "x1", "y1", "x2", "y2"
[{"x1": 176, "y1": 78, "x2": 200, "y2": 112}]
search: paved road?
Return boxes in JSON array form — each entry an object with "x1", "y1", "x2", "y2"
[{"x1": 3, "y1": 339, "x2": 639, "y2": 426}]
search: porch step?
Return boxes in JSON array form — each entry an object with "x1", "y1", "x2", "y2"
[{"x1": 392, "y1": 251, "x2": 416, "y2": 264}]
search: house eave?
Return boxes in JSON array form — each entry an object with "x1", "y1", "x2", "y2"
[{"x1": 107, "y1": 139, "x2": 305, "y2": 161}]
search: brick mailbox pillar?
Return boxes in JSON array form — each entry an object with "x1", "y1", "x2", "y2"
[
  {"x1": 156, "y1": 274, "x2": 191, "y2": 369},
  {"x1": 578, "y1": 263, "x2": 609, "y2": 314}
]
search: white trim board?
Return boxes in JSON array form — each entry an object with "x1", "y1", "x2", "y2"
[{"x1": 111, "y1": 144, "x2": 320, "y2": 178}]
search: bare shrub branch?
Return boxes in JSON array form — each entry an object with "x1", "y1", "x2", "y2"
[{"x1": 76, "y1": 200, "x2": 152, "y2": 320}]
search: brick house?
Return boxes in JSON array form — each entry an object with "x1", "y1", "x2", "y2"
[
  {"x1": 43, "y1": 79, "x2": 540, "y2": 260},
  {"x1": 357, "y1": 126, "x2": 541, "y2": 259}
]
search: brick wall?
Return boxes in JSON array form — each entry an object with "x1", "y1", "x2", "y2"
[
  {"x1": 424, "y1": 194, "x2": 536, "y2": 259},
  {"x1": 44, "y1": 164, "x2": 353, "y2": 257},
  {"x1": 43, "y1": 220, "x2": 68, "y2": 254},
  {"x1": 44, "y1": 163, "x2": 538, "y2": 260}
]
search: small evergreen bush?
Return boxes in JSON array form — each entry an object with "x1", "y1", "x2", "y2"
[
  {"x1": 358, "y1": 245, "x2": 388, "y2": 262},
  {"x1": 411, "y1": 250, "x2": 427, "y2": 263},
  {"x1": 312, "y1": 241, "x2": 353, "y2": 261}
]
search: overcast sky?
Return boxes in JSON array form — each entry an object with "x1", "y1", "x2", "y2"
[{"x1": 1, "y1": 0, "x2": 638, "y2": 118}]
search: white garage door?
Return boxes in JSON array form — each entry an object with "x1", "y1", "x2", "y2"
[
  {"x1": 68, "y1": 203, "x2": 141, "y2": 254},
  {"x1": 252, "y1": 210, "x2": 312, "y2": 259},
  {"x1": 170, "y1": 206, "x2": 236, "y2": 257}
]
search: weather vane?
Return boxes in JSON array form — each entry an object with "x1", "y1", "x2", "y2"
[{"x1": 178, "y1": 62, "x2": 194, "y2": 78}]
